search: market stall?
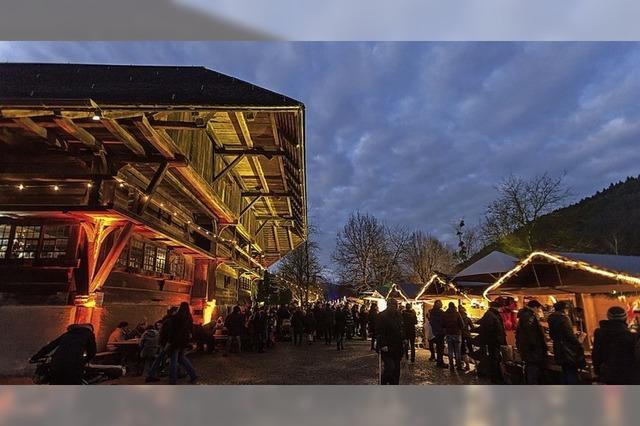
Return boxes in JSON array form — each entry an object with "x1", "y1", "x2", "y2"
[{"x1": 484, "y1": 251, "x2": 640, "y2": 384}]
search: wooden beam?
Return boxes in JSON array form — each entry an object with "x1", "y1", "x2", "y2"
[
  {"x1": 134, "y1": 115, "x2": 180, "y2": 159},
  {"x1": 53, "y1": 117, "x2": 99, "y2": 151},
  {"x1": 212, "y1": 154, "x2": 244, "y2": 185},
  {"x1": 235, "y1": 112, "x2": 277, "y2": 217},
  {"x1": 239, "y1": 195, "x2": 261, "y2": 217},
  {"x1": 242, "y1": 191, "x2": 292, "y2": 198},
  {"x1": 102, "y1": 119, "x2": 146, "y2": 157},
  {"x1": 255, "y1": 220, "x2": 268, "y2": 235},
  {"x1": 136, "y1": 160, "x2": 170, "y2": 214},
  {"x1": 14, "y1": 118, "x2": 48, "y2": 139},
  {"x1": 273, "y1": 225, "x2": 281, "y2": 253},
  {"x1": 216, "y1": 147, "x2": 285, "y2": 157},
  {"x1": 89, "y1": 221, "x2": 135, "y2": 293}
]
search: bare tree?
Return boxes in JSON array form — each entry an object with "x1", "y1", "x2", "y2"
[
  {"x1": 332, "y1": 212, "x2": 386, "y2": 291},
  {"x1": 372, "y1": 224, "x2": 410, "y2": 287},
  {"x1": 402, "y1": 231, "x2": 455, "y2": 284},
  {"x1": 482, "y1": 173, "x2": 571, "y2": 250},
  {"x1": 276, "y1": 238, "x2": 324, "y2": 305}
]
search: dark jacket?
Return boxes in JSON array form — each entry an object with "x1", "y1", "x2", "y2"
[
  {"x1": 304, "y1": 312, "x2": 317, "y2": 333},
  {"x1": 252, "y1": 311, "x2": 268, "y2": 334},
  {"x1": 548, "y1": 311, "x2": 584, "y2": 368},
  {"x1": 442, "y1": 308, "x2": 463, "y2": 336},
  {"x1": 345, "y1": 310, "x2": 354, "y2": 327},
  {"x1": 334, "y1": 309, "x2": 347, "y2": 333},
  {"x1": 31, "y1": 325, "x2": 97, "y2": 385},
  {"x1": 225, "y1": 311, "x2": 245, "y2": 336},
  {"x1": 166, "y1": 312, "x2": 193, "y2": 350},
  {"x1": 592, "y1": 319, "x2": 637, "y2": 384},
  {"x1": 429, "y1": 307, "x2": 446, "y2": 336},
  {"x1": 375, "y1": 308, "x2": 404, "y2": 355},
  {"x1": 291, "y1": 310, "x2": 305, "y2": 332},
  {"x1": 368, "y1": 309, "x2": 378, "y2": 335},
  {"x1": 478, "y1": 308, "x2": 507, "y2": 347},
  {"x1": 402, "y1": 308, "x2": 418, "y2": 338},
  {"x1": 460, "y1": 312, "x2": 473, "y2": 338},
  {"x1": 515, "y1": 307, "x2": 547, "y2": 364}
]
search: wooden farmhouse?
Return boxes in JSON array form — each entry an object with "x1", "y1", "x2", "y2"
[{"x1": 0, "y1": 63, "x2": 307, "y2": 372}]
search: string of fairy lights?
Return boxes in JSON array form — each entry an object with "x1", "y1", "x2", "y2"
[{"x1": 5, "y1": 177, "x2": 268, "y2": 268}]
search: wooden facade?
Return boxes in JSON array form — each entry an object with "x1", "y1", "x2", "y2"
[{"x1": 0, "y1": 63, "x2": 306, "y2": 363}]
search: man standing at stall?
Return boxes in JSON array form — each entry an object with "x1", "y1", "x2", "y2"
[
  {"x1": 402, "y1": 303, "x2": 418, "y2": 363},
  {"x1": 478, "y1": 301, "x2": 507, "y2": 384},
  {"x1": 376, "y1": 298, "x2": 405, "y2": 384},
  {"x1": 548, "y1": 301, "x2": 585, "y2": 385},
  {"x1": 516, "y1": 300, "x2": 548, "y2": 384}
]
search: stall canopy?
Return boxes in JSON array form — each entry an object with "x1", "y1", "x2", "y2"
[
  {"x1": 415, "y1": 274, "x2": 462, "y2": 301},
  {"x1": 454, "y1": 251, "x2": 518, "y2": 283},
  {"x1": 484, "y1": 251, "x2": 640, "y2": 298},
  {"x1": 385, "y1": 282, "x2": 422, "y2": 302}
]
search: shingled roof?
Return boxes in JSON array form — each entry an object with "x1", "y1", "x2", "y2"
[{"x1": 0, "y1": 63, "x2": 303, "y2": 108}]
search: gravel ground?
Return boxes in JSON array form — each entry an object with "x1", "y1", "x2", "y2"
[{"x1": 113, "y1": 338, "x2": 487, "y2": 385}]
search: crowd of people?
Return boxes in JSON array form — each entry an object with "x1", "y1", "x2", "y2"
[{"x1": 30, "y1": 293, "x2": 640, "y2": 385}]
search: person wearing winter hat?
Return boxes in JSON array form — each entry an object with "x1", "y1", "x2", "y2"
[
  {"x1": 592, "y1": 306, "x2": 638, "y2": 385},
  {"x1": 548, "y1": 301, "x2": 584, "y2": 384},
  {"x1": 516, "y1": 300, "x2": 548, "y2": 384}
]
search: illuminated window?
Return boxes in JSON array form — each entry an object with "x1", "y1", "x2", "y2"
[
  {"x1": 12, "y1": 225, "x2": 41, "y2": 259},
  {"x1": 128, "y1": 239, "x2": 144, "y2": 269},
  {"x1": 40, "y1": 225, "x2": 70, "y2": 259},
  {"x1": 143, "y1": 245, "x2": 156, "y2": 272},
  {"x1": 169, "y1": 251, "x2": 185, "y2": 278},
  {"x1": 155, "y1": 247, "x2": 167, "y2": 273},
  {"x1": 0, "y1": 224, "x2": 10, "y2": 258},
  {"x1": 117, "y1": 243, "x2": 129, "y2": 267}
]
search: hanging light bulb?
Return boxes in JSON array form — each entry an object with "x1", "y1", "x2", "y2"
[
  {"x1": 17, "y1": 184, "x2": 24, "y2": 190},
  {"x1": 119, "y1": 182, "x2": 125, "y2": 188},
  {"x1": 53, "y1": 185, "x2": 60, "y2": 191},
  {"x1": 91, "y1": 109, "x2": 102, "y2": 121},
  {"x1": 86, "y1": 182, "x2": 93, "y2": 188}
]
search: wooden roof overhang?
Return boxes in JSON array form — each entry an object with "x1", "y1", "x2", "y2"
[
  {"x1": 415, "y1": 274, "x2": 466, "y2": 301},
  {"x1": 0, "y1": 63, "x2": 307, "y2": 271},
  {"x1": 484, "y1": 251, "x2": 640, "y2": 299}
]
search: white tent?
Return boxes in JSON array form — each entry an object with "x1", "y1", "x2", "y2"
[{"x1": 454, "y1": 250, "x2": 518, "y2": 283}]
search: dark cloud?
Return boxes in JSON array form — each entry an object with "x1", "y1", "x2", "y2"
[{"x1": 2, "y1": 42, "x2": 640, "y2": 272}]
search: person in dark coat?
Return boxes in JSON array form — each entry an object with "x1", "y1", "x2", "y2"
[
  {"x1": 345, "y1": 304, "x2": 354, "y2": 340},
  {"x1": 458, "y1": 305, "x2": 474, "y2": 370},
  {"x1": 146, "y1": 309, "x2": 176, "y2": 382},
  {"x1": 350, "y1": 304, "x2": 359, "y2": 338},
  {"x1": 334, "y1": 305, "x2": 347, "y2": 350},
  {"x1": 368, "y1": 303, "x2": 379, "y2": 350},
  {"x1": 548, "y1": 301, "x2": 585, "y2": 385},
  {"x1": 324, "y1": 304, "x2": 335, "y2": 345},
  {"x1": 429, "y1": 300, "x2": 447, "y2": 368},
  {"x1": 359, "y1": 305, "x2": 369, "y2": 340},
  {"x1": 401, "y1": 303, "x2": 418, "y2": 363},
  {"x1": 516, "y1": 300, "x2": 547, "y2": 384},
  {"x1": 376, "y1": 299, "x2": 405, "y2": 384},
  {"x1": 592, "y1": 306, "x2": 638, "y2": 385},
  {"x1": 252, "y1": 306, "x2": 268, "y2": 353},
  {"x1": 165, "y1": 302, "x2": 197, "y2": 384},
  {"x1": 477, "y1": 301, "x2": 507, "y2": 384},
  {"x1": 304, "y1": 308, "x2": 317, "y2": 345},
  {"x1": 291, "y1": 306, "x2": 305, "y2": 346},
  {"x1": 443, "y1": 302, "x2": 464, "y2": 371},
  {"x1": 31, "y1": 323, "x2": 97, "y2": 385},
  {"x1": 224, "y1": 305, "x2": 246, "y2": 355}
]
